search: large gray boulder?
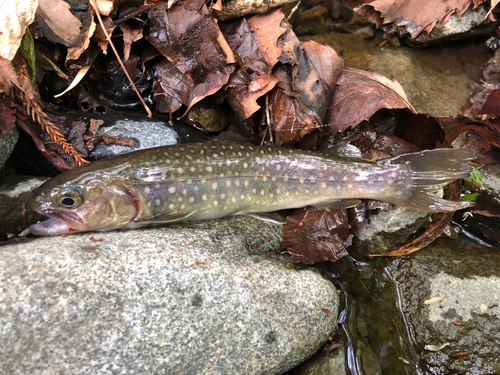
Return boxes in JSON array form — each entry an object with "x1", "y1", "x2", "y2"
[{"x1": 0, "y1": 217, "x2": 339, "y2": 375}]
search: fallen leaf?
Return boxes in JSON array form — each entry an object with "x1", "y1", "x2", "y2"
[
  {"x1": 424, "y1": 295, "x2": 445, "y2": 305},
  {"x1": 220, "y1": 14, "x2": 281, "y2": 119},
  {"x1": 0, "y1": 96, "x2": 16, "y2": 136},
  {"x1": 37, "y1": 0, "x2": 83, "y2": 47},
  {"x1": 281, "y1": 207, "x2": 350, "y2": 264},
  {"x1": 425, "y1": 343, "x2": 450, "y2": 352},
  {"x1": 0, "y1": 0, "x2": 38, "y2": 60},
  {"x1": 148, "y1": 0, "x2": 235, "y2": 112},
  {"x1": 347, "y1": 128, "x2": 421, "y2": 161},
  {"x1": 451, "y1": 320, "x2": 465, "y2": 326},
  {"x1": 88, "y1": 119, "x2": 104, "y2": 134},
  {"x1": 326, "y1": 67, "x2": 415, "y2": 135},
  {"x1": 321, "y1": 308, "x2": 335, "y2": 317},
  {"x1": 450, "y1": 351, "x2": 468, "y2": 357},
  {"x1": 355, "y1": 0, "x2": 474, "y2": 38},
  {"x1": 84, "y1": 134, "x2": 135, "y2": 151},
  {"x1": 119, "y1": 23, "x2": 143, "y2": 62}
]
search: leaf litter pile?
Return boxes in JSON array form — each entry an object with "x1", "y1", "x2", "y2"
[{"x1": 1, "y1": 0, "x2": 500, "y2": 263}]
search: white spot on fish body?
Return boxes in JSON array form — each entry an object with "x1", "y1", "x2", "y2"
[
  {"x1": 263, "y1": 176, "x2": 267, "y2": 181},
  {"x1": 178, "y1": 168, "x2": 184, "y2": 174},
  {"x1": 169, "y1": 203, "x2": 175, "y2": 210},
  {"x1": 163, "y1": 152, "x2": 169, "y2": 156},
  {"x1": 212, "y1": 182, "x2": 217, "y2": 190},
  {"x1": 238, "y1": 152, "x2": 243, "y2": 156},
  {"x1": 206, "y1": 166, "x2": 213, "y2": 172},
  {"x1": 175, "y1": 153, "x2": 180, "y2": 157},
  {"x1": 347, "y1": 184, "x2": 353, "y2": 189},
  {"x1": 202, "y1": 194, "x2": 207, "y2": 201},
  {"x1": 231, "y1": 197, "x2": 236, "y2": 203},
  {"x1": 200, "y1": 150, "x2": 204, "y2": 155},
  {"x1": 155, "y1": 199, "x2": 161, "y2": 206},
  {"x1": 182, "y1": 189, "x2": 187, "y2": 195},
  {"x1": 180, "y1": 204, "x2": 185, "y2": 210},
  {"x1": 220, "y1": 193, "x2": 226, "y2": 200},
  {"x1": 243, "y1": 163, "x2": 248, "y2": 169},
  {"x1": 213, "y1": 200, "x2": 218, "y2": 206},
  {"x1": 260, "y1": 189, "x2": 265, "y2": 195},
  {"x1": 244, "y1": 181, "x2": 249, "y2": 187},
  {"x1": 321, "y1": 182, "x2": 327, "y2": 188},
  {"x1": 168, "y1": 186, "x2": 176, "y2": 193},
  {"x1": 252, "y1": 188, "x2": 257, "y2": 194},
  {"x1": 190, "y1": 167, "x2": 196, "y2": 173},
  {"x1": 188, "y1": 196, "x2": 195, "y2": 203},
  {"x1": 299, "y1": 178, "x2": 304, "y2": 184},
  {"x1": 144, "y1": 187, "x2": 150, "y2": 194},
  {"x1": 226, "y1": 181, "x2": 231, "y2": 187}
]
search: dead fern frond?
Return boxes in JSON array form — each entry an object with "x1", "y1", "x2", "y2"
[{"x1": 16, "y1": 56, "x2": 89, "y2": 166}]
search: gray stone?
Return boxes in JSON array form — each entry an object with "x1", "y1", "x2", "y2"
[
  {"x1": 0, "y1": 125, "x2": 19, "y2": 170},
  {"x1": 382, "y1": 238, "x2": 500, "y2": 373},
  {"x1": 481, "y1": 163, "x2": 500, "y2": 201},
  {"x1": 292, "y1": 347, "x2": 346, "y2": 375},
  {"x1": 86, "y1": 115, "x2": 207, "y2": 160},
  {"x1": 353, "y1": 206, "x2": 429, "y2": 255},
  {"x1": 0, "y1": 216, "x2": 339, "y2": 375},
  {"x1": 0, "y1": 176, "x2": 48, "y2": 235}
]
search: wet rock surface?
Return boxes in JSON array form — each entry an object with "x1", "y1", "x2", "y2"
[
  {"x1": 352, "y1": 206, "x2": 429, "y2": 255},
  {"x1": 381, "y1": 238, "x2": 500, "y2": 373},
  {"x1": 0, "y1": 176, "x2": 48, "y2": 236},
  {"x1": 84, "y1": 114, "x2": 208, "y2": 160},
  {"x1": 0, "y1": 125, "x2": 19, "y2": 170},
  {"x1": 0, "y1": 216, "x2": 339, "y2": 375}
]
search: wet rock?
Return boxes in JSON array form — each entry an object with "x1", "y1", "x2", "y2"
[
  {"x1": 481, "y1": 163, "x2": 500, "y2": 200},
  {"x1": 182, "y1": 101, "x2": 229, "y2": 133},
  {"x1": 0, "y1": 176, "x2": 48, "y2": 236},
  {"x1": 84, "y1": 114, "x2": 208, "y2": 160},
  {"x1": 0, "y1": 216, "x2": 339, "y2": 375},
  {"x1": 291, "y1": 348, "x2": 346, "y2": 375},
  {"x1": 352, "y1": 206, "x2": 429, "y2": 255},
  {"x1": 0, "y1": 125, "x2": 19, "y2": 170},
  {"x1": 382, "y1": 238, "x2": 500, "y2": 373},
  {"x1": 295, "y1": 6, "x2": 333, "y2": 36},
  {"x1": 408, "y1": 5, "x2": 495, "y2": 47}
]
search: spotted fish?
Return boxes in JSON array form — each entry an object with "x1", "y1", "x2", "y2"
[{"x1": 28, "y1": 140, "x2": 475, "y2": 235}]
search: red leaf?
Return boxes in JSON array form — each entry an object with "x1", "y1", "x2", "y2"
[{"x1": 281, "y1": 207, "x2": 350, "y2": 264}]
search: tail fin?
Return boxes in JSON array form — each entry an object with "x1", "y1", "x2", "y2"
[{"x1": 379, "y1": 148, "x2": 476, "y2": 212}]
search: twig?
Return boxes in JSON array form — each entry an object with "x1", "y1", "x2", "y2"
[{"x1": 90, "y1": 0, "x2": 152, "y2": 118}]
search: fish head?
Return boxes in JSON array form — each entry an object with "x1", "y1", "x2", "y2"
[{"x1": 29, "y1": 171, "x2": 138, "y2": 235}]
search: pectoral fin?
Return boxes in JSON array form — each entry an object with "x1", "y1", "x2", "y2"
[
  {"x1": 133, "y1": 207, "x2": 196, "y2": 226},
  {"x1": 313, "y1": 199, "x2": 361, "y2": 210}
]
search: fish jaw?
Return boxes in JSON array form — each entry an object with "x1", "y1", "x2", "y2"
[{"x1": 29, "y1": 218, "x2": 74, "y2": 236}]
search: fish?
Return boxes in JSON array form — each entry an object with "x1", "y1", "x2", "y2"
[{"x1": 28, "y1": 140, "x2": 476, "y2": 236}]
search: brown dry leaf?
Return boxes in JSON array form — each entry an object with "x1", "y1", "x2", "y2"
[
  {"x1": 89, "y1": 118, "x2": 104, "y2": 134},
  {"x1": 66, "y1": 17, "x2": 96, "y2": 62},
  {"x1": 326, "y1": 67, "x2": 415, "y2": 135},
  {"x1": 281, "y1": 207, "x2": 350, "y2": 264},
  {"x1": 355, "y1": 0, "x2": 475, "y2": 38},
  {"x1": 220, "y1": 12, "x2": 284, "y2": 119},
  {"x1": 0, "y1": 96, "x2": 16, "y2": 136},
  {"x1": 84, "y1": 134, "x2": 135, "y2": 151},
  {"x1": 424, "y1": 295, "x2": 445, "y2": 305},
  {"x1": 93, "y1": 16, "x2": 116, "y2": 55},
  {"x1": 119, "y1": 23, "x2": 143, "y2": 62},
  {"x1": 37, "y1": 0, "x2": 83, "y2": 47},
  {"x1": 247, "y1": 9, "x2": 286, "y2": 68},
  {"x1": 1, "y1": 55, "x2": 35, "y2": 99},
  {"x1": 148, "y1": 0, "x2": 235, "y2": 112}
]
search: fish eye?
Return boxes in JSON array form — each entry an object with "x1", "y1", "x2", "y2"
[
  {"x1": 61, "y1": 197, "x2": 76, "y2": 207},
  {"x1": 58, "y1": 187, "x2": 83, "y2": 208}
]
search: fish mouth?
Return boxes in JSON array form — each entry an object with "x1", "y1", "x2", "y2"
[{"x1": 29, "y1": 210, "x2": 88, "y2": 236}]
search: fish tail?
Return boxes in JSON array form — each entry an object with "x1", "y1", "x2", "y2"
[{"x1": 379, "y1": 148, "x2": 476, "y2": 212}]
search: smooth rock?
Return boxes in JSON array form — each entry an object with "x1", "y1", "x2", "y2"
[
  {"x1": 0, "y1": 216, "x2": 339, "y2": 375},
  {"x1": 381, "y1": 238, "x2": 500, "y2": 373},
  {"x1": 0, "y1": 176, "x2": 48, "y2": 236},
  {"x1": 84, "y1": 114, "x2": 208, "y2": 160},
  {"x1": 0, "y1": 125, "x2": 19, "y2": 170},
  {"x1": 481, "y1": 163, "x2": 500, "y2": 200},
  {"x1": 292, "y1": 347, "x2": 346, "y2": 375},
  {"x1": 352, "y1": 206, "x2": 429, "y2": 255}
]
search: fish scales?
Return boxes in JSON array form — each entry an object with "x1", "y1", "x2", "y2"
[{"x1": 28, "y1": 140, "x2": 475, "y2": 235}]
